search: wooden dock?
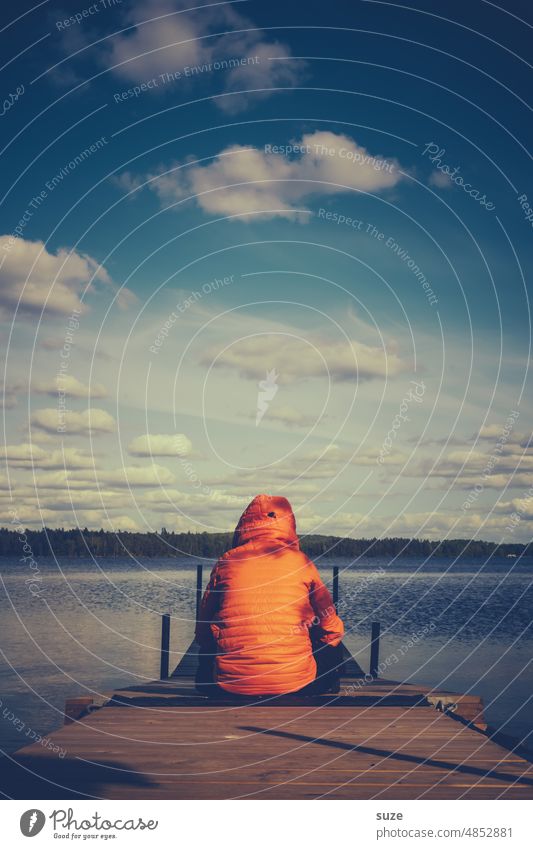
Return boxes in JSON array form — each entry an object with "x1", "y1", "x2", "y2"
[{"x1": 2, "y1": 638, "x2": 532, "y2": 800}]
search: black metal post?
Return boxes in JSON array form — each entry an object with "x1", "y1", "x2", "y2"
[
  {"x1": 195, "y1": 563, "x2": 203, "y2": 624},
  {"x1": 370, "y1": 621, "x2": 381, "y2": 679},
  {"x1": 332, "y1": 566, "x2": 339, "y2": 612},
  {"x1": 160, "y1": 612, "x2": 170, "y2": 679}
]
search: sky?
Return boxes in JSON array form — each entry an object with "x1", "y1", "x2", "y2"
[{"x1": 1, "y1": 0, "x2": 532, "y2": 544}]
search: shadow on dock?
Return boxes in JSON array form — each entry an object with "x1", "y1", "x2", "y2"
[
  {"x1": 239, "y1": 726, "x2": 533, "y2": 789},
  {"x1": 0, "y1": 753, "x2": 156, "y2": 800},
  {"x1": 2, "y1": 633, "x2": 532, "y2": 800}
]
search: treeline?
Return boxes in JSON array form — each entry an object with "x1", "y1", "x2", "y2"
[{"x1": 0, "y1": 526, "x2": 530, "y2": 560}]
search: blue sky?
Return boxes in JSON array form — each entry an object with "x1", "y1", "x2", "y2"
[{"x1": 1, "y1": 0, "x2": 532, "y2": 542}]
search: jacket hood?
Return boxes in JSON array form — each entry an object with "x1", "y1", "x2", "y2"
[{"x1": 232, "y1": 494, "x2": 299, "y2": 548}]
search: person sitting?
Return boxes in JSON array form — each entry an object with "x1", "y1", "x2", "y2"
[{"x1": 195, "y1": 494, "x2": 345, "y2": 697}]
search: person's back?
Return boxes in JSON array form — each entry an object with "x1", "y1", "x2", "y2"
[{"x1": 195, "y1": 494, "x2": 344, "y2": 696}]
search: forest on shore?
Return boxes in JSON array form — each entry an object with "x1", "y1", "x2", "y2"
[{"x1": 0, "y1": 526, "x2": 530, "y2": 560}]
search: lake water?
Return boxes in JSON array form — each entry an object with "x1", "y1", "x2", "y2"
[{"x1": 1, "y1": 555, "x2": 532, "y2": 756}]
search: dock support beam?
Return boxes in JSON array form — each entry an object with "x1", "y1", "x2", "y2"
[
  {"x1": 332, "y1": 566, "x2": 339, "y2": 611},
  {"x1": 195, "y1": 563, "x2": 203, "y2": 624},
  {"x1": 160, "y1": 613, "x2": 170, "y2": 679},
  {"x1": 370, "y1": 621, "x2": 381, "y2": 679}
]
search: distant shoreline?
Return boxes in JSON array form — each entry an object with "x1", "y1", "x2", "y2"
[{"x1": 1, "y1": 527, "x2": 530, "y2": 559}]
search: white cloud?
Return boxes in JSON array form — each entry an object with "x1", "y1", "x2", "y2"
[
  {"x1": 403, "y1": 436, "x2": 533, "y2": 498},
  {"x1": 33, "y1": 375, "x2": 108, "y2": 399},
  {"x1": 220, "y1": 41, "x2": 304, "y2": 114},
  {"x1": 128, "y1": 433, "x2": 192, "y2": 457},
  {"x1": 477, "y1": 423, "x2": 529, "y2": 446},
  {"x1": 296, "y1": 509, "x2": 372, "y2": 537},
  {"x1": 30, "y1": 407, "x2": 116, "y2": 435},
  {"x1": 70, "y1": 464, "x2": 176, "y2": 487},
  {"x1": 40, "y1": 337, "x2": 116, "y2": 361},
  {"x1": 33, "y1": 463, "x2": 176, "y2": 490},
  {"x1": 0, "y1": 383, "x2": 20, "y2": 409},
  {"x1": 112, "y1": 172, "x2": 145, "y2": 196},
  {"x1": 496, "y1": 497, "x2": 533, "y2": 519},
  {"x1": 0, "y1": 236, "x2": 136, "y2": 319},
  {"x1": 386, "y1": 509, "x2": 533, "y2": 540},
  {"x1": 0, "y1": 496, "x2": 143, "y2": 529},
  {"x1": 0, "y1": 506, "x2": 62, "y2": 525},
  {"x1": 102, "y1": 515, "x2": 142, "y2": 532},
  {"x1": 117, "y1": 130, "x2": 405, "y2": 220},
  {"x1": 1, "y1": 442, "x2": 94, "y2": 469},
  {"x1": 103, "y1": 0, "x2": 304, "y2": 113},
  {"x1": 258, "y1": 405, "x2": 320, "y2": 428},
  {"x1": 227, "y1": 442, "x2": 370, "y2": 485},
  {"x1": 200, "y1": 333, "x2": 410, "y2": 383},
  {"x1": 30, "y1": 488, "x2": 127, "y2": 510},
  {"x1": 144, "y1": 487, "x2": 242, "y2": 509},
  {"x1": 106, "y1": 1, "x2": 201, "y2": 82},
  {"x1": 416, "y1": 448, "x2": 533, "y2": 480},
  {"x1": 429, "y1": 171, "x2": 452, "y2": 189}
]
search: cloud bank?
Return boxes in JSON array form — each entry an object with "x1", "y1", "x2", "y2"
[{"x1": 116, "y1": 130, "x2": 405, "y2": 220}]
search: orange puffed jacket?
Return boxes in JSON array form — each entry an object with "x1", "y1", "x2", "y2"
[{"x1": 195, "y1": 494, "x2": 344, "y2": 695}]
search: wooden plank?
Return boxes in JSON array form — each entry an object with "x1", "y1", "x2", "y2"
[
  {"x1": 104, "y1": 675, "x2": 481, "y2": 730},
  {"x1": 3, "y1": 698, "x2": 532, "y2": 800},
  {"x1": 171, "y1": 645, "x2": 483, "y2": 728},
  {"x1": 1, "y1": 644, "x2": 520, "y2": 800}
]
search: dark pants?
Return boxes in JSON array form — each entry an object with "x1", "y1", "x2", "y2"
[{"x1": 195, "y1": 629, "x2": 344, "y2": 697}]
